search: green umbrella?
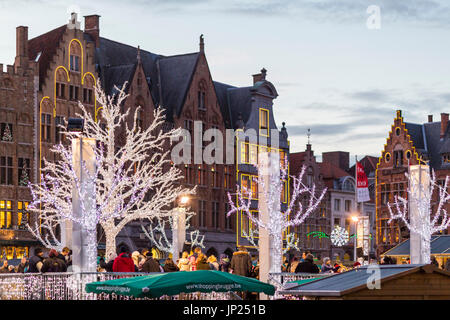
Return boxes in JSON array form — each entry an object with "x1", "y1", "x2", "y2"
[{"x1": 85, "y1": 270, "x2": 275, "y2": 298}]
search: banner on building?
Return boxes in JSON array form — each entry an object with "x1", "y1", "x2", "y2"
[{"x1": 356, "y1": 161, "x2": 370, "y2": 202}]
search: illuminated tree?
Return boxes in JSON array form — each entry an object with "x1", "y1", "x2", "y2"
[
  {"x1": 227, "y1": 163, "x2": 326, "y2": 272},
  {"x1": 388, "y1": 169, "x2": 450, "y2": 264},
  {"x1": 28, "y1": 82, "x2": 194, "y2": 260}
]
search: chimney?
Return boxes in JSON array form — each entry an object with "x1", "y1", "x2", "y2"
[
  {"x1": 14, "y1": 26, "x2": 28, "y2": 70},
  {"x1": 252, "y1": 68, "x2": 267, "y2": 85},
  {"x1": 440, "y1": 113, "x2": 449, "y2": 139},
  {"x1": 428, "y1": 115, "x2": 433, "y2": 123},
  {"x1": 84, "y1": 15, "x2": 100, "y2": 47}
]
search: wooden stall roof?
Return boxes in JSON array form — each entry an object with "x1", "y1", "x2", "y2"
[
  {"x1": 381, "y1": 235, "x2": 450, "y2": 257},
  {"x1": 279, "y1": 264, "x2": 450, "y2": 297}
]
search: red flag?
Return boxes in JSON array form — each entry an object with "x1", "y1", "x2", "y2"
[{"x1": 356, "y1": 161, "x2": 370, "y2": 202}]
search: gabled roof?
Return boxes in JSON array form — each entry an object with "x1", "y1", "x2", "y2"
[
  {"x1": 424, "y1": 121, "x2": 450, "y2": 170},
  {"x1": 96, "y1": 37, "x2": 161, "y2": 100},
  {"x1": 28, "y1": 25, "x2": 67, "y2": 89},
  {"x1": 158, "y1": 52, "x2": 199, "y2": 121},
  {"x1": 279, "y1": 264, "x2": 450, "y2": 297},
  {"x1": 405, "y1": 122, "x2": 425, "y2": 151},
  {"x1": 102, "y1": 63, "x2": 137, "y2": 97},
  {"x1": 382, "y1": 235, "x2": 450, "y2": 256},
  {"x1": 213, "y1": 81, "x2": 235, "y2": 128}
]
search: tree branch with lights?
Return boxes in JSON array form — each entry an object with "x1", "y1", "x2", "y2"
[
  {"x1": 28, "y1": 82, "x2": 195, "y2": 261},
  {"x1": 388, "y1": 169, "x2": 450, "y2": 264},
  {"x1": 227, "y1": 162, "x2": 326, "y2": 272}
]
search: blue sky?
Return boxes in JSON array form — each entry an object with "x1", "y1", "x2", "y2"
[{"x1": 1, "y1": 0, "x2": 449, "y2": 163}]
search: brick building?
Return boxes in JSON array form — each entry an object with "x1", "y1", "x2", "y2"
[
  {"x1": 0, "y1": 13, "x2": 289, "y2": 258},
  {"x1": 0, "y1": 27, "x2": 39, "y2": 260},
  {"x1": 289, "y1": 143, "x2": 331, "y2": 259},
  {"x1": 376, "y1": 110, "x2": 450, "y2": 257}
]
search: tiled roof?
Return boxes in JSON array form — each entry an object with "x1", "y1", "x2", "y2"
[
  {"x1": 28, "y1": 25, "x2": 67, "y2": 89},
  {"x1": 158, "y1": 53, "x2": 199, "y2": 121},
  {"x1": 405, "y1": 122, "x2": 425, "y2": 151},
  {"x1": 289, "y1": 152, "x2": 306, "y2": 177},
  {"x1": 319, "y1": 161, "x2": 350, "y2": 180}
]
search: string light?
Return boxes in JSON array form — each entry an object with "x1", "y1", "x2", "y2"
[
  {"x1": 227, "y1": 161, "x2": 327, "y2": 273},
  {"x1": 388, "y1": 169, "x2": 450, "y2": 264},
  {"x1": 28, "y1": 81, "x2": 195, "y2": 266}
]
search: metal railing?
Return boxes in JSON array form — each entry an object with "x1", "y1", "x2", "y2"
[
  {"x1": 268, "y1": 272, "x2": 333, "y2": 299},
  {"x1": 0, "y1": 272, "x2": 241, "y2": 300}
]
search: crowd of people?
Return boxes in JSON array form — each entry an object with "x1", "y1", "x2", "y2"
[
  {"x1": 2, "y1": 245, "x2": 449, "y2": 275},
  {"x1": 96, "y1": 245, "x2": 260, "y2": 279},
  {"x1": 0, "y1": 247, "x2": 72, "y2": 273}
]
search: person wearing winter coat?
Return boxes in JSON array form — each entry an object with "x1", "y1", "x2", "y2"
[
  {"x1": 112, "y1": 247, "x2": 135, "y2": 272},
  {"x1": 219, "y1": 254, "x2": 230, "y2": 273},
  {"x1": 230, "y1": 247, "x2": 252, "y2": 277},
  {"x1": 16, "y1": 257, "x2": 28, "y2": 273},
  {"x1": 28, "y1": 248, "x2": 45, "y2": 273},
  {"x1": 163, "y1": 258, "x2": 179, "y2": 272},
  {"x1": 289, "y1": 257, "x2": 300, "y2": 273},
  {"x1": 294, "y1": 253, "x2": 320, "y2": 274},
  {"x1": 430, "y1": 256, "x2": 439, "y2": 268},
  {"x1": 177, "y1": 251, "x2": 191, "y2": 271},
  {"x1": 195, "y1": 254, "x2": 211, "y2": 270},
  {"x1": 141, "y1": 252, "x2": 161, "y2": 273},
  {"x1": 321, "y1": 257, "x2": 334, "y2": 273},
  {"x1": 207, "y1": 255, "x2": 219, "y2": 270},
  {"x1": 0, "y1": 260, "x2": 9, "y2": 273},
  {"x1": 41, "y1": 249, "x2": 67, "y2": 273}
]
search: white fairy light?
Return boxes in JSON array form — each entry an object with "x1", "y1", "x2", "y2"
[
  {"x1": 330, "y1": 225, "x2": 349, "y2": 247},
  {"x1": 28, "y1": 81, "x2": 195, "y2": 263},
  {"x1": 388, "y1": 169, "x2": 450, "y2": 264},
  {"x1": 227, "y1": 163, "x2": 326, "y2": 272}
]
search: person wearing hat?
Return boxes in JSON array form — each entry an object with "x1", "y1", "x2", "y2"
[
  {"x1": 219, "y1": 254, "x2": 230, "y2": 273},
  {"x1": 141, "y1": 250, "x2": 161, "y2": 273},
  {"x1": 28, "y1": 248, "x2": 44, "y2": 273},
  {"x1": 294, "y1": 253, "x2": 319, "y2": 273},
  {"x1": 112, "y1": 246, "x2": 135, "y2": 272},
  {"x1": 41, "y1": 249, "x2": 67, "y2": 273}
]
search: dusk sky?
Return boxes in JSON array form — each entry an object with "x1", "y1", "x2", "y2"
[{"x1": 1, "y1": 0, "x2": 449, "y2": 164}]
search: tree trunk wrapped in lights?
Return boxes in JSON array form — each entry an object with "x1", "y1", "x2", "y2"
[
  {"x1": 227, "y1": 158, "x2": 326, "y2": 273},
  {"x1": 388, "y1": 167, "x2": 450, "y2": 264},
  {"x1": 28, "y1": 82, "x2": 195, "y2": 261}
]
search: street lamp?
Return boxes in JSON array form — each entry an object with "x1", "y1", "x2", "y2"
[
  {"x1": 351, "y1": 215, "x2": 359, "y2": 262},
  {"x1": 172, "y1": 195, "x2": 189, "y2": 260}
]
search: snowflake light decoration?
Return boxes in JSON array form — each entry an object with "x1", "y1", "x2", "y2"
[{"x1": 330, "y1": 225, "x2": 349, "y2": 247}]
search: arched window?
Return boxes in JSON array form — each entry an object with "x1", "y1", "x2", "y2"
[{"x1": 69, "y1": 41, "x2": 81, "y2": 72}]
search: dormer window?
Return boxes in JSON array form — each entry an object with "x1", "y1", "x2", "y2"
[{"x1": 259, "y1": 108, "x2": 269, "y2": 136}]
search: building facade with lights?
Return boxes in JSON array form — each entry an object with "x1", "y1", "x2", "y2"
[
  {"x1": 0, "y1": 13, "x2": 291, "y2": 259},
  {"x1": 376, "y1": 110, "x2": 450, "y2": 257}
]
